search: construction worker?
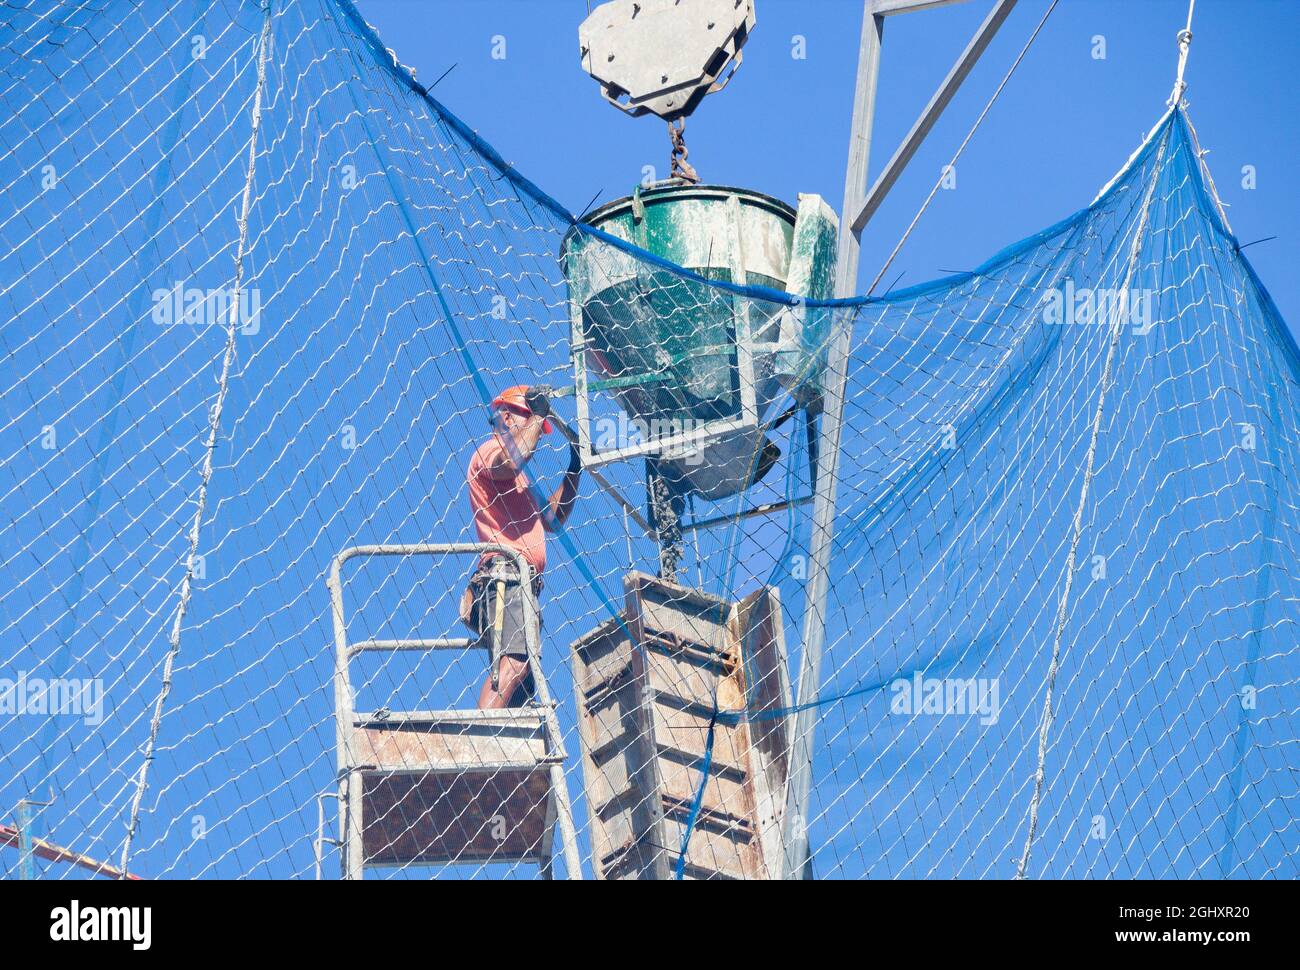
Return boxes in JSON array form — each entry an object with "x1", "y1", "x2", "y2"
[{"x1": 462, "y1": 385, "x2": 581, "y2": 708}]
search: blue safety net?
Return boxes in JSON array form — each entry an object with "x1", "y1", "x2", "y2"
[{"x1": 1, "y1": 0, "x2": 1295, "y2": 879}]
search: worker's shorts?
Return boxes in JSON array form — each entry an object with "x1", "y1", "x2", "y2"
[{"x1": 463, "y1": 558, "x2": 542, "y2": 662}]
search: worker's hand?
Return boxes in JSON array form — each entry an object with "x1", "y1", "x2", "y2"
[
  {"x1": 567, "y1": 441, "x2": 583, "y2": 476},
  {"x1": 524, "y1": 384, "x2": 552, "y2": 419}
]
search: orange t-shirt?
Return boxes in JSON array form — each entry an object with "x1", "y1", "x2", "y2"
[{"x1": 467, "y1": 436, "x2": 547, "y2": 574}]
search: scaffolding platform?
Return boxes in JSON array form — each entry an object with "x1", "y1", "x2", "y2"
[
  {"x1": 570, "y1": 571, "x2": 792, "y2": 879},
  {"x1": 349, "y1": 709, "x2": 560, "y2": 868},
  {"x1": 329, "y1": 543, "x2": 580, "y2": 879}
]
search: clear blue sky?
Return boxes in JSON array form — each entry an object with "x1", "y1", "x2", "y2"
[
  {"x1": 5, "y1": 0, "x2": 1293, "y2": 880},
  {"x1": 357, "y1": 0, "x2": 1299, "y2": 334},
  {"x1": 342, "y1": 0, "x2": 1300, "y2": 880}
]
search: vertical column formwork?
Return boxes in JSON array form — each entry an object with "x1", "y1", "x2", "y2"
[{"x1": 570, "y1": 572, "x2": 791, "y2": 879}]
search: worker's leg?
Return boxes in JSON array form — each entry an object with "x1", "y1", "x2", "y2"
[
  {"x1": 474, "y1": 569, "x2": 538, "y2": 709},
  {"x1": 477, "y1": 655, "x2": 531, "y2": 709}
]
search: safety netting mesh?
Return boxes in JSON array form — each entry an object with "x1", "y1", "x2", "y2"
[{"x1": 1, "y1": 0, "x2": 1296, "y2": 879}]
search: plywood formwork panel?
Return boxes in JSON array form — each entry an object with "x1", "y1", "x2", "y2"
[
  {"x1": 649, "y1": 698, "x2": 749, "y2": 770},
  {"x1": 658, "y1": 803, "x2": 759, "y2": 879},
  {"x1": 734, "y1": 586, "x2": 792, "y2": 873},
  {"x1": 570, "y1": 572, "x2": 791, "y2": 879},
  {"x1": 569, "y1": 619, "x2": 659, "y2": 875}
]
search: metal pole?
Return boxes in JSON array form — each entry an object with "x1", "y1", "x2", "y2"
[
  {"x1": 17, "y1": 800, "x2": 34, "y2": 880},
  {"x1": 850, "y1": 0, "x2": 1018, "y2": 235},
  {"x1": 328, "y1": 559, "x2": 363, "y2": 881},
  {"x1": 14, "y1": 797, "x2": 53, "y2": 879},
  {"x1": 780, "y1": 3, "x2": 884, "y2": 880},
  {"x1": 518, "y1": 572, "x2": 583, "y2": 879},
  {"x1": 314, "y1": 792, "x2": 339, "y2": 881}
]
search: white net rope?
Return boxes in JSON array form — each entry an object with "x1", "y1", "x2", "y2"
[{"x1": 0, "y1": 0, "x2": 1295, "y2": 879}]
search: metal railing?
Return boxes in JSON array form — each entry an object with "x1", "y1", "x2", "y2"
[{"x1": 327, "y1": 543, "x2": 581, "y2": 879}]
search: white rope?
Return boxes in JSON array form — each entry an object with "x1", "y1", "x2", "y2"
[
  {"x1": 868, "y1": 0, "x2": 1059, "y2": 294},
  {"x1": 1180, "y1": 104, "x2": 1234, "y2": 233},
  {"x1": 1168, "y1": 0, "x2": 1196, "y2": 106},
  {"x1": 119, "y1": 2, "x2": 275, "y2": 876},
  {"x1": 1014, "y1": 121, "x2": 1173, "y2": 881}
]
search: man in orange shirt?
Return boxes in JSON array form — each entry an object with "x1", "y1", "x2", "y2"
[{"x1": 465, "y1": 385, "x2": 581, "y2": 708}]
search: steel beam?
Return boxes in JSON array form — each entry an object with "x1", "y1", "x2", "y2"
[
  {"x1": 782, "y1": 0, "x2": 1007, "y2": 880},
  {"x1": 0, "y1": 820, "x2": 140, "y2": 880},
  {"x1": 871, "y1": 0, "x2": 970, "y2": 15},
  {"x1": 851, "y1": 0, "x2": 1017, "y2": 235},
  {"x1": 780, "y1": 2, "x2": 884, "y2": 881},
  {"x1": 680, "y1": 496, "x2": 814, "y2": 534}
]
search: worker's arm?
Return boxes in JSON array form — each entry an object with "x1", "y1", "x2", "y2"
[{"x1": 543, "y1": 444, "x2": 582, "y2": 532}]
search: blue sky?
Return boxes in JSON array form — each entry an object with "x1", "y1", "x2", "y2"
[
  {"x1": 357, "y1": 0, "x2": 1299, "y2": 334},
  {"x1": 4, "y1": 0, "x2": 1293, "y2": 880},
  {"x1": 340, "y1": 0, "x2": 1300, "y2": 880}
]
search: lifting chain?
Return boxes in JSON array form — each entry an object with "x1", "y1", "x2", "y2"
[
  {"x1": 668, "y1": 118, "x2": 700, "y2": 184},
  {"x1": 647, "y1": 461, "x2": 685, "y2": 583}
]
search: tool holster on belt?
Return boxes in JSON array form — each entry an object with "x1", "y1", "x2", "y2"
[{"x1": 459, "y1": 556, "x2": 542, "y2": 691}]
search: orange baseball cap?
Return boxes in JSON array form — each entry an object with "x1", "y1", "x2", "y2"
[{"x1": 492, "y1": 385, "x2": 552, "y2": 433}]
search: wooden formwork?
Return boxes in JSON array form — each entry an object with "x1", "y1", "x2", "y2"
[{"x1": 570, "y1": 571, "x2": 792, "y2": 879}]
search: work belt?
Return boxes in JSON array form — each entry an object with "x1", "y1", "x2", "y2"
[
  {"x1": 462, "y1": 556, "x2": 542, "y2": 691},
  {"x1": 475, "y1": 556, "x2": 543, "y2": 595}
]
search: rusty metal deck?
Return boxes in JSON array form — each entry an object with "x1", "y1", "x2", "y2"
[{"x1": 349, "y1": 709, "x2": 558, "y2": 869}]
